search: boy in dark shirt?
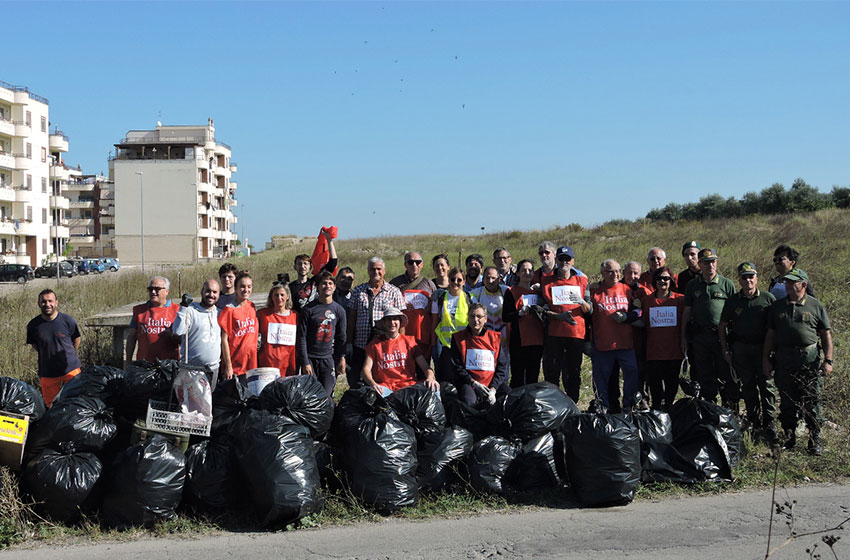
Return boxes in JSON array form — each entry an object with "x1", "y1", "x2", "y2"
[{"x1": 297, "y1": 271, "x2": 347, "y2": 397}]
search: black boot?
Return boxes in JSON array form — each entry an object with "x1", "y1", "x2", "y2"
[
  {"x1": 807, "y1": 433, "x2": 822, "y2": 456},
  {"x1": 783, "y1": 429, "x2": 796, "y2": 450}
]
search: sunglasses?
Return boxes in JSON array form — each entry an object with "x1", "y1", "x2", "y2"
[
  {"x1": 450, "y1": 278, "x2": 464, "y2": 284},
  {"x1": 147, "y1": 286, "x2": 166, "y2": 292},
  {"x1": 538, "y1": 251, "x2": 551, "y2": 256},
  {"x1": 656, "y1": 276, "x2": 672, "y2": 282},
  {"x1": 406, "y1": 259, "x2": 423, "y2": 265},
  {"x1": 557, "y1": 256, "x2": 572, "y2": 261}
]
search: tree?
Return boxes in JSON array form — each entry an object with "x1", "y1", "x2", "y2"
[{"x1": 831, "y1": 186, "x2": 850, "y2": 209}]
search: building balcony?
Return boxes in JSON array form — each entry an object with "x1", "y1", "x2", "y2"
[
  {"x1": 50, "y1": 225, "x2": 70, "y2": 238},
  {"x1": 14, "y1": 221, "x2": 39, "y2": 235},
  {"x1": 64, "y1": 181, "x2": 95, "y2": 192},
  {"x1": 100, "y1": 215, "x2": 114, "y2": 225},
  {"x1": 50, "y1": 195, "x2": 70, "y2": 210},
  {"x1": 229, "y1": 181, "x2": 237, "y2": 190},
  {"x1": 72, "y1": 218, "x2": 94, "y2": 227},
  {"x1": 14, "y1": 154, "x2": 29, "y2": 170},
  {"x1": 197, "y1": 181, "x2": 214, "y2": 194},
  {"x1": 0, "y1": 186, "x2": 14, "y2": 202},
  {"x1": 0, "y1": 118, "x2": 13, "y2": 136},
  {"x1": 230, "y1": 198, "x2": 237, "y2": 207},
  {"x1": 198, "y1": 227, "x2": 214, "y2": 238},
  {"x1": 49, "y1": 132, "x2": 69, "y2": 153},
  {"x1": 229, "y1": 163, "x2": 237, "y2": 173},
  {"x1": 0, "y1": 152, "x2": 15, "y2": 170},
  {"x1": 70, "y1": 234, "x2": 94, "y2": 244},
  {"x1": 3, "y1": 253, "x2": 31, "y2": 265},
  {"x1": 0, "y1": 221, "x2": 15, "y2": 235},
  {"x1": 13, "y1": 122, "x2": 30, "y2": 137},
  {"x1": 214, "y1": 208, "x2": 230, "y2": 219},
  {"x1": 69, "y1": 200, "x2": 94, "y2": 209},
  {"x1": 14, "y1": 186, "x2": 32, "y2": 202}
]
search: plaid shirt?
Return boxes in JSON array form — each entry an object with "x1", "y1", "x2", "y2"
[{"x1": 351, "y1": 281, "x2": 406, "y2": 348}]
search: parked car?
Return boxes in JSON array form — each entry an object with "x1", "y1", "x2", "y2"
[
  {"x1": 85, "y1": 258, "x2": 105, "y2": 273},
  {"x1": 0, "y1": 264, "x2": 35, "y2": 284},
  {"x1": 64, "y1": 259, "x2": 89, "y2": 275},
  {"x1": 101, "y1": 257, "x2": 120, "y2": 272},
  {"x1": 34, "y1": 262, "x2": 76, "y2": 278}
]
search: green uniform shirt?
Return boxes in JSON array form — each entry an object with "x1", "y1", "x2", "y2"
[
  {"x1": 720, "y1": 289, "x2": 776, "y2": 343},
  {"x1": 767, "y1": 295, "x2": 830, "y2": 348},
  {"x1": 684, "y1": 274, "x2": 736, "y2": 328}
]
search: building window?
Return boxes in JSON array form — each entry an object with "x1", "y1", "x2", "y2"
[
  {"x1": 25, "y1": 111, "x2": 31, "y2": 127},
  {"x1": 26, "y1": 143, "x2": 32, "y2": 159},
  {"x1": 27, "y1": 206, "x2": 32, "y2": 221},
  {"x1": 26, "y1": 174, "x2": 32, "y2": 189},
  {"x1": 43, "y1": 239, "x2": 47, "y2": 254},
  {"x1": 42, "y1": 208, "x2": 47, "y2": 224},
  {"x1": 41, "y1": 147, "x2": 46, "y2": 163},
  {"x1": 41, "y1": 177, "x2": 47, "y2": 193},
  {"x1": 41, "y1": 116, "x2": 46, "y2": 132}
]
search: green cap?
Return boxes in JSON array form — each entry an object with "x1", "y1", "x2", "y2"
[
  {"x1": 698, "y1": 248, "x2": 718, "y2": 262},
  {"x1": 737, "y1": 262, "x2": 757, "y2": 276},
  {"x1": 682, "y1": 241, "x2": 701, "y2": 255},
  {"x1": 782, "y1": 268, "x2": 809, "y2": 283}
]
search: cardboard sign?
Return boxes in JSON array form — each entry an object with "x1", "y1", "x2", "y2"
[
  {"x1": 0, "y1": 412, "x2": 29, "y2": 471},
  {"x1": 404, "y1": 291, "x2": 430, "y2": 310},
  {"x1": 267, "y1": 322, "x2": 297, "y2": 346},
  {"x1": 649, "y1": 306, "x2": 678, "y2": 328},
  {"x1": 466, "y1": 348, "x2": 495, "y2": 372},
  {"x1": 551, "y1": 285, "x2": 582, "y2": 306}
]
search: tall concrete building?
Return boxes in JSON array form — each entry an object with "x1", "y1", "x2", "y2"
[
  {"x1": 0, "y1": 80, "x2": 70, "y2": 268},
  {"x1": 110, "y1": 120, "x2": 238, "y2": 265}
]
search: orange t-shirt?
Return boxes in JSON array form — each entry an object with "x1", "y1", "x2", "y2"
[
  {"x1": 590, "y1": 283, "x2": 633, "y2": 351},
  {"x1": 365, "y1": 334, "x2": 421, "y2": 392},
  {"x1": 218, "y1": 302, "x2": 258, "y2": 375},
  {"x1": 541, "y1": 274, "x2": 588, "y2": 339},
  {"x1": 402, "y1": 289, "x2": 432, "y2": 346},
  {"x1": 508, "y1": 285, "x2": 544, "y2": 347},
  {"x1": 131, "y1": 302, "x2": 179, "y2": 361},
  {"x1": 642, "y1": 293, "x2": 685, "y2": 361},
  {"x1": 258, "y1": 308, "x2": 297, "y2": 376}
]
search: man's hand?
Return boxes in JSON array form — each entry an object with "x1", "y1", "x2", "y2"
[
  {"x1": 612, "y1": 311, "x2": 626, "y2": 323},
  {"x1": 180, "y1": 293, "x2": 193, "y2": 307},
  {"x1": 335, "y1": 357, "x2": 346, "y2": 377},
  {"x1": 304, "y1": 364, "x2": 314, "y2": 376},
  {"x1": 221, "y1": 365, "x2": 233, "y2": 381},
  {"x1": 472, "y1": 380, "x2": 489, "y2": 399},
  {"x1": 424, "y1": 377, "x2": 439, "y2": 391},
  {"x1": 555, "y1": 311, "x2": 577, "y2": 325},
  {"x1": 822, "y1": 361, "x2": 833, "y2": 376}
]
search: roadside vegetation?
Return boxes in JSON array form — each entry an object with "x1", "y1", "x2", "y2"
[{"x1": 1, "y1": 207, "x2": 848, "y2": 547}]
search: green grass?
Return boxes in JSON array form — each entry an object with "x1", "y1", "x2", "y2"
[{"x1": 2, "y1": 208, "x2": 849, "y2": 547}]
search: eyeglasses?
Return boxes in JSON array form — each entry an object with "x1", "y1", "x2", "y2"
[
  {"x1": 656, "y1": 276, "x2": 672, "y2": 282},
  {"x1": 147, "y1": 286, "x2": 166, "y2": 292},
  {"x1": 557, "y1": 255, "x2": 572, "y2": 261},
  {"x1": 538, "y1": 251, "x2": 552, "y2": 256},
  {"x1": 406, "y1": 259, "x2": 423, "y2": 265},
  {"x1": 471, "y1": 314, "x2": 487, "y2": 320},
  {"x1": 494, "y1": 255, "x2": 510, "y2": 261}
]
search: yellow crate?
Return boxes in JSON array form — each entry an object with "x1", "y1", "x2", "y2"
[{"x1": 0, "y1": 412, "x2": 29, "y2": 470}]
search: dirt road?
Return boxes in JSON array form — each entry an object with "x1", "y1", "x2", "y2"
[{"x1": 5, "y1": 483, "x2": 849, "y2": 559}]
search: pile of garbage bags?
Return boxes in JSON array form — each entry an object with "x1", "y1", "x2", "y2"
[{"x1": 1, "y1": 367, "x2": 743, "y2": 528}]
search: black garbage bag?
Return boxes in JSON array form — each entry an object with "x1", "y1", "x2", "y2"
[
  {"x1": 503, "y1": 382, "x2": 579, "y2": 441},
  {"x1": 639, "y1": 442, "x2": 704, "y2": 484},
  {"x1": 54, "y1": 365, "x2": 125, "y2": 408},
  {"x1": 504, "y1": 431, "x2": 564, "y2": 492},
  {"x1": 625, "y1": 410, "x2": 673, "y2": 446},
  {"x1": 26, "y1": 396, "x2": 116, "y2": 461},
  {"x1": 441, "y1": 384, "x2": 506, "y2": 439},
  {"x1": 23, "y1": 443, "x2": 102, "y2": 522},
  {"x1": 211, "y1": 377, "x2": 257, "y2": 436},
  {"x1": 561, "y1": 413, "x2": 641, "y2": 507},
  {"x1": 121, "y1": 360, "x2": 177, "y2": 419},
  {"x1": 388, "y1": 384, "x2": 447, "y2": 468},
  {"x1": 184, "y1": 438, "x2": 238, "y2": 513},
  {"x1": 672, "y1": 424, "x2": 733, "y2": 482},
  {"x1": 0, "y1": 377, "x2": 46, "y2": 421},
  {"x1": 669, "y1": 397, "x2": 741, "y2": 467},
  {"x1": 331, "y1": 387, "x2": 418, "y2": 514},
  {"x1": 417, "y1": 425, "x2": 474, "y2": 492},
  {"x1": 102, "y1": 434, "x2": 186, "y2": 528},
  {"x1": 258, "y1": 375, "x2": 334, "y2": 439},
  {"x1": 232, "y1": 409, "x2": 322, "y2": 527},
  {"x1": 468, "y1": 436, "x2": 521, "y2": 495}
]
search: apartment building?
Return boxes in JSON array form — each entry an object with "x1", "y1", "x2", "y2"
[
  {"x1": 110, "y1": 119, "x2": 238, "y2": 265},
  {"x1": 64, "y1": 172, "x2": 116, "y2": 258},
  {"x1": 0, "y1": 80, "x2": 69, "y2": 268}
]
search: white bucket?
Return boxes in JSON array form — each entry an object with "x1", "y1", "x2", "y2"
[{"x1": 246, "y1": 367, "x2": 280, "y2": 397}]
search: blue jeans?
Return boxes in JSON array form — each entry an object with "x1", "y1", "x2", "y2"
[{"x1": 592, "y1": 348, "x2": 639, "y2": 410}]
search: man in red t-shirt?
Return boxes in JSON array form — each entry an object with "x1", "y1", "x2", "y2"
[
  {"x1": 361, "y1": 307, "x2": 438, "y2": 394},
  {"x1": 540, "y1": 246, "x2": 591, "y2": 403},
  {"x1": 590, "y1": 260, "x2": 641, "y2": 411},
  {"x1": 125, "y1": 276, "x2": 180, "y2": 363}
]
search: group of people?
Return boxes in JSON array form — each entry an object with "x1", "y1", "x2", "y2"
[{"x1": 27, "y1": 237, "x2": 833, "y2": 455}]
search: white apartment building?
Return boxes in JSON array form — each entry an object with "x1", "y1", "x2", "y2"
[
  {"x1": 0, "y1": 80, "x2": 69, "y2": 268},
  {"x1": 64, "y1": 171, "x2": 116, "y2": 258},
  {"x1": 110, "y1": 119, "x2": 238, "y2": 265}
]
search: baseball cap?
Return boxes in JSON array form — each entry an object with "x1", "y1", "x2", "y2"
[
  {"x1": 782, "y1": 268, "x2": 809, "y2": 283},
  {"x1": 737, "y1": 262, "x2": 757, "y2": 276},
  {"x1": 698, "y1": 248, "x2": 718, "y2": 262},
  {"x1": 556, "y1": 246, "x2": 575, "y2": 260}
]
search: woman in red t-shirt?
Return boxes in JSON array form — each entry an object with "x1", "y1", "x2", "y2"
[
  {"x1": 642, "y1": 266, "x2": 685, "y2": 410},
  {"x1": 219, "y1": 271, "x2": 259, "y2": 378},
  {"x1": 258, "y1": 283, "x2": 297, "y2": 376}
]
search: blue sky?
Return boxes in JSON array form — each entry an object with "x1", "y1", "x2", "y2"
[{"x1": 5, "y1": 1, "x2": 849, "y2": 246}]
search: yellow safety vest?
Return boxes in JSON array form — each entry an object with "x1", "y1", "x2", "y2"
[{"x1": 435, "y1": 292, "x2": 469, "y2": 348}]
